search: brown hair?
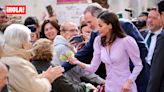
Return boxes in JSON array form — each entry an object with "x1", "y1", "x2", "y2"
[
  {"x1": 97, "y1": 11, "x2": 126, "y2": 46},
  {"x1": 32, "y1": 38, "x2": 53, "y2": 62}
]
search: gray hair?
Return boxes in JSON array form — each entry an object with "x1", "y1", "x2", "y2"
[
  {"x1": 4, "y1": 24, "x2": 31, "y2": 48},
  {"x1": 84, "y1": 3, "x2": 104, "y2": 17},
  {"x1": 60, "y1": 21, "x2": 78, "y2": 32}
]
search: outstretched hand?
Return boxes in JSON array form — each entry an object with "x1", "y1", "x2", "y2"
[
  {"x1": 42, "y1": 66, "x2": 64, "y2": 83},
  {"x1": 67, "y1": 55, "x2": 80, "y2": 65}
]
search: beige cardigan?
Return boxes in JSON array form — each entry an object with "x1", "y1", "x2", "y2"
[{"x1": 0, "y1": 45, "x2": 51, "y2": 92}]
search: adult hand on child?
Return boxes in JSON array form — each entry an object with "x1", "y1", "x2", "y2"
[{"x1": 42, "y1": 66, "x2": 64, "y2": 83}]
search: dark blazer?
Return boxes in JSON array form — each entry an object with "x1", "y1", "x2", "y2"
[
  {"x1": 32, "y1": 61, "x2": 86, "y2": 92},
  {"x1": 62, "y1": 19, "x2": 149, "y2": 92},
  {"x1": 147, "y1": 30, "x2": 164, "y2": 92},
  {"x1": 140, "y1": 29, "x2": 149, "y2": 39}
]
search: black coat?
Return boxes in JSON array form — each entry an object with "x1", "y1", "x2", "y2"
[
  {"x1": 147, "y1": 30, "x2": 164, "y2": 92},
  {"x1": 32, "y1": 61, "x2": 86, "y2": 92}
]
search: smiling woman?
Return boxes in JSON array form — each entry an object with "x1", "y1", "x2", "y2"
[{"x1": 40, "y1": 20, "x2": 60, "y2": 41}]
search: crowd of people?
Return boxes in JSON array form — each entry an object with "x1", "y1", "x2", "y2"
[{"x1": 0, "y1": 0, "x2": 164, "y2": 92}]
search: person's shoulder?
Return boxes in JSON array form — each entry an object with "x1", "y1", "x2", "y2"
[
  {"x1": 123, "y1": 35, "x2": 134, "y2": 40},
  {"x1": 160, "y1": 30, "x2": 164, "y2": 36},
  {"x1": 90, "y1": 31, "x2": 99, "y2": 37},
  {"x1": 119, "y1": 18, "x2": 132, "y2": 26},
  {"x1": 1, "y1": 56, "x2": 27, "y2": 64},
  {"x1": 95, "y1": 35, "x2": 101, "y2": 41},
  {"x1": 0, "y1": 56, "x2": 34, "y2": 71},
  {"x1": 158, "y1": 30, "x2": 164, "y2": 39},
  {"x1": 122, "y1": 35, "x2": 136, "y2": 43}
]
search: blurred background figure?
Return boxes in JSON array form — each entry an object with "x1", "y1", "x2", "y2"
[
  {"x1": 137, "y1": 11, "x2": 149, "y2": 38},
  {"x1": 24, "y1": 16, "x2": 40, "y2": 43},
  {"x1": 0, "y1": 62, "x2": 8, "y2": 92},
  {"x1": 146, "y1": 1, "x2": 164, "y2": 92},
  {"x1": 0, "y1": 7, "x2": 8, "y2": 25},
  {"x1": 92, "y1": 0, "x2": 109, "y2": 8},
  {"x1": 158, "y1": 0, "x2": 164, "y2": 27},
  {"x1": 79, "y1": 15, "x2": 92, "y2": 43}
]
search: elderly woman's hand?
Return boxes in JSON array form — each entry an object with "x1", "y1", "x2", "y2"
[{"x1": 42, "y1": 66, "x2": 64, "y2": 83}]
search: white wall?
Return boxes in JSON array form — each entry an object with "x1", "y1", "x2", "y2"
[
  {"x1": 0, "y1": 0, "x2": 157, "y2": 24},
  {"x1": 0, "y1": 0, "x2": 87, "y2": 25},
  {"x1": 108, "y1": 0, "x2": 157, "y2": 18}
]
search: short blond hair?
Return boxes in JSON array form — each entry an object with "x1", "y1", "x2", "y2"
[{"x1": 32, "y1": 38, "x2": 53, "y2": 62}]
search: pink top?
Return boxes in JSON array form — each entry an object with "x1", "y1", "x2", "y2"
[{"x1": 85, "y1": 35, "x2": 143, "y2": 92}]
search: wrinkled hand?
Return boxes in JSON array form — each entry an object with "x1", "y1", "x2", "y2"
[
  {"x1": 42, "y1": 66, "x2": 64, "y2": 83},
  {"x1": 86, "y1": 83, "x2": 98, "y2": 92},
  {"x1": 121, "y1": 79, "x2": 132, "y2": 92}
]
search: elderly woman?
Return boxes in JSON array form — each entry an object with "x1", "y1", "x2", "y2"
[
  {"x1": 31, "y1": 38, "x2": 97, "y2": 92},
  {"x1": 0, "y1": 24, "x2": 64, "y2": 92}
]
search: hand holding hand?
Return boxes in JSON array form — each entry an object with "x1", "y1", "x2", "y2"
[{"x1": 67, "y1": 55, "x2": 80, "y2": 65}]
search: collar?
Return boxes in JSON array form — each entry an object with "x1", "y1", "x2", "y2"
[{"x1": 149, "y1": 28, "x2": 163, "y2": 35}]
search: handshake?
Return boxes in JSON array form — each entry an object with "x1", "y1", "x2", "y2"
[{"x1": 59, "y1": 51, "x2": 80, "y2": 65}]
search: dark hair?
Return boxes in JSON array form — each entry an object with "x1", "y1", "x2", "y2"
[
  {"x1": 80, "y1": 23, "x2": 87, "y2": 30},
  {"x1": 40, "y1": 20, "x2": 60, "y2": 38},
  {"x1": 0, "y1": 7, "x2": 4, "y2": 11},
  {"x1": 158, "y1": 0, "x2": 164, "y2": 14},
  {"x1": 24, "y1": 16, "x2": 39, "y2": 27},
  {"x1": 97, "y1": 11, "x2": 126, "y2": 46},
  {"x1": 147, "y1": 7, "x2": 157, "y2": 12},
  {"x1": 138, "y1": 12, "x2": 149, "y2": 17}
]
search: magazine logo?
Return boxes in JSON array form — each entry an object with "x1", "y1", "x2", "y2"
[{"x1": 5, "y1": 5, "x2": 26, "y2": 14}]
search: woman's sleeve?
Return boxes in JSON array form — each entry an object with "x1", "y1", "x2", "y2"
[
  {"x1": 125, "y1": 36, "x2": 143, "y2": 82},
  {"x1": 12, "y1": 60, "x2": 51, "y2": 92},
  {"x1": 85, "y1": 36, "x2": 102, "y2": 73}
]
